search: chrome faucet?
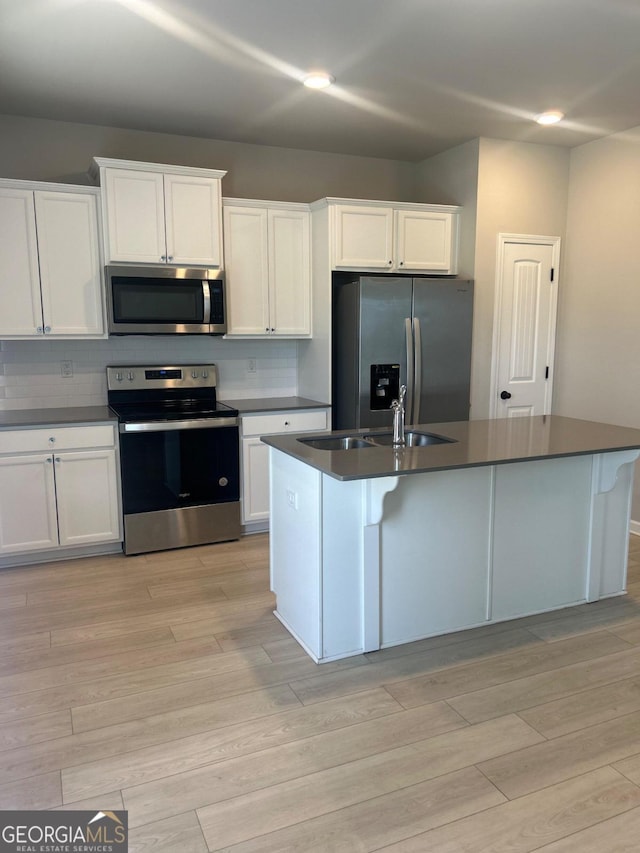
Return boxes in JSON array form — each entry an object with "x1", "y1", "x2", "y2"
[{"x1": 391, "y1": 384, "x2": 406, "y2": 446}]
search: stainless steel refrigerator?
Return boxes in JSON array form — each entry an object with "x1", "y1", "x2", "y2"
[{"x1": 332, "y1": 275, "x2": 474, "y2": 430}]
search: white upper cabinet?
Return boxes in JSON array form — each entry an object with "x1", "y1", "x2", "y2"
[
  {"x1": 333, "y1": 204, "x2": 394, "y2": 269},
  {"x1": 101, "y1": 168, "x2": 165, "y2": 264},
  {"x1": 395, "y1": 208, "x2": 456, "y2": 272},
  {"x1": 0, "y1": 182, "x2": 104, "y2": 339},
  {"x1": 223, "y1": 199, "x2": 311, "y2": 337},
  {"x1": 91, "y1": 158, "x2": 226, "y2": 267},
  {"x1": 324, "y1": 198, "x2": 460, "y2": 274}
]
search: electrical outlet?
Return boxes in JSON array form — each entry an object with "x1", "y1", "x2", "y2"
[
  {"x1": 286, "y1": 489, "x2": 298, "y2": 510},
  {"x1": 60, "y1": 360, "x2": 73, "y2": 378},
  {"x1": 247, "y1": 358, "x2": 257, "y2": 374}
]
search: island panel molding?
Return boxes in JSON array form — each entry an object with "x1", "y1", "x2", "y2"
[{"x1": 266, "y1": 416, "x2": 640, "y2": 663}]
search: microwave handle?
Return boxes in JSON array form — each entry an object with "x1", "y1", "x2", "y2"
[{"x1": 202, "y1": 281, "x2": 211, "y2": 321}]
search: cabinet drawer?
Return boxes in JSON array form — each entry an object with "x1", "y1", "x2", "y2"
[
  {"x1": 241, "y1": 409, "x2": 328, "y2": 437},
  {"x1": 0, "y1": 425, "x2": 116, "y2": 455}
]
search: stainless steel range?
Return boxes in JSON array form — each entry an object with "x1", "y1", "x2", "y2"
[{"x1": 107, "y1": 363, "x2": 240, "y2": 555}]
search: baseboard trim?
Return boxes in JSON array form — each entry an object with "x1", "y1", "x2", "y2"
[{"x1": 0, "y1": 541, "x2": 123, "y2": 570}]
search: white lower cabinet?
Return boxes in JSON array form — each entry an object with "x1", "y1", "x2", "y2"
[
  {"x1": 0, "y1": 425, "x2": 121, "y2": 557},
  {"x1": 240, "y1": 408, "x2": 329, "y2": 526}
]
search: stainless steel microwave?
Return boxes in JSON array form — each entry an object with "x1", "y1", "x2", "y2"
[{"x1": 106, "y1": 266, "x2": 227, "y2": 335}]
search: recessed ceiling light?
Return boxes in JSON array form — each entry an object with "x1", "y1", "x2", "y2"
[
  {"x1": 536, "y1": 110, "x2": 565, "y2": 126},
  {"x1": 303, "y1": 72, "x2": 335, "y2": 90}
]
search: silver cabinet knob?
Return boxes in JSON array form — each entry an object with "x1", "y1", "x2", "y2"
[
  {"x1": 49, "y1": 436, "x2": 55, "y2": 443},
  {"x1": 160, "y1": 255, "x2": 166, "y2": 262},
  {"x1": 36, "y1": 326, "x2": 43, "y2": 334},
  {"x1": 167, "y1": 255, "x2": 174, "y2": 262},
  {"x1": 44, "y1": 326, "x2": 51, "y2": 333},
  {"x1": 46, "y1": 457, "x2": 53, "y2": 464}
]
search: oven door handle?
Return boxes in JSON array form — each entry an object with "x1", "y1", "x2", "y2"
[{"x1": 120, "y1": 417, "x2": 238, "y2": 433}]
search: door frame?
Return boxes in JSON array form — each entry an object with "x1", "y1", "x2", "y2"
[{"x1": 489, "y1": 233, "x2": 561, "y2": 418}]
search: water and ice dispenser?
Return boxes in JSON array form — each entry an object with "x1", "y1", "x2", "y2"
[{"x1": 370, "y1": 364, "x2": 400, "y2": 411}]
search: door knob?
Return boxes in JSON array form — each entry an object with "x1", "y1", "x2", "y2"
[{"x1": 500, "y1": 390, "x2": 512, "y2": 400}]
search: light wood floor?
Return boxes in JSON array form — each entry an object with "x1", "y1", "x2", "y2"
[{"x1": 2, "y1": 536, "x2": 640, "y2": 851}]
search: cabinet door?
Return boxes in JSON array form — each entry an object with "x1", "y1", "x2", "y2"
[
  {"x1": 103, "y1": 168, "x2": 166, "y2": 263},
  {"x1": 0, "y1": 455, "x2": 58, "y2": 553},
  {"x1": 0, "y1": 188, "x2": 43, "y2": 336},
  {"x1": 35, "y1": 191, "x2": 104, "y2": 337},
  {"x1": 332, "y1": 205, "x2": 394, "y2": 270},
  {"x1": 55, "y1": 449, "x2": 121, "y2": 546},
  {"x1": 241, "y1": 437, "x2": 271, "y2": 523},
  {"x1": 268, "y1": 208, "x2": 311, "y2": 336},
  {"x1": 164, "y1": 174, "x2": 223, "y2": 267},
  {"x1": 395, "y1": 209, "x2": 456, "y2": 273},
  {"x1": 224, "y1": 205, "x2": 270, "y2": 335}
]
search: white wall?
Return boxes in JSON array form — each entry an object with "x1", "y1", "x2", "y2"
[
  {"x1": 416, "y1": 138, "x2": 570, "y2": 420},
  {"x1": 415, "y1": 138, "x2": 480, "y2": 280},
  {"x1": 553, "y1": 127, "x2": 640, "y2": 519},
  {"x1": 473, "y1": 139, "x2": 570, "y2": 418},
  {"x1": 0, "y1": 113, "x2": 416, "y2": 203}
]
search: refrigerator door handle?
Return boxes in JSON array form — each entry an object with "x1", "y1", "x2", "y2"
[
  {"x1": 404, "y1": 317, "x2": 414, "y2": 425},
  {"x1": 412, "y1": 317, "x2": 422, "y2": 424}
]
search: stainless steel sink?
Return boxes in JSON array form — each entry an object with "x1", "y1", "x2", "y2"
[
  {"x1": 298, "y1": 436, "x2": 375, "y2": 451},
  {"x1": 364, "y1": 431, "x2": 456, "y2": 447}
]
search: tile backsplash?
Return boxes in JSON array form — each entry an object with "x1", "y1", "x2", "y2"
[{"x1": 0, "y1": 337, "x2": 298, "y2": 409}]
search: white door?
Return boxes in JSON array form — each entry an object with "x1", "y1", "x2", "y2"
[
  {"x1": 0, "y1": 188, "x2": 43, "y2": 336},
  {"x1": 395, "y1": 209, "x2": 455, "y2": 273},
  {"x1": 241, "y1": 437, "x2": 270, "y2": 523},
  {"x1": 35, "y1": 191, "x2": 104, "y2": 337},
  {"x1": 103, "y1": 168, "x2": 166, "y2": 263},
  {"x1": 223, "y1": 205, "x2": 270, "y2": 335},
  {"x1": 164, "y1": 174, "x2": 222, "y2": 267},
  {"x1": 268, "y1": 208, "x2": 311, "y2": 336},
  {"x1": 0, "y1": 455, "x2": 59, "y2": 553},
  {"x1": 54, "y1": 449, "x2": 121, "y2": 546},
  {"x1": 491, "y1": 235, "x2": 560, "y2": 418},
  {"x1": 332, "y1": 205, "x2": 394, "y2": 270}
]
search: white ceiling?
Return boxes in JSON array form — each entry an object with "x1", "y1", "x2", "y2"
[{"x1": 2, "y1": 0, "x2": 640, "y2": 162}]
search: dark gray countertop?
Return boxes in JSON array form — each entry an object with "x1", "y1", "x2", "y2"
[
  {"x1": 223, "y1": 396, "x2": 330, "y2": 414},
  {"x1": 261, "y1": 415, "x2": 640, "y2": 481},
  {"x1": 0, "y1": 406, "x2": 117, "y2": 429}
]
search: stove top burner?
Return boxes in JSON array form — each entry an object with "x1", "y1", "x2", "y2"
[
  {"x1": 106, "y1": 363, "x2": 238, "y2": 423},
  {"x1": 109, "y1": 399, "x2": 238, "y2": 422}
]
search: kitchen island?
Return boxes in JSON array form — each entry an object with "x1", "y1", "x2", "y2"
[{"x1": 263, "y1": 416, "x2": 640, "y2": 663}]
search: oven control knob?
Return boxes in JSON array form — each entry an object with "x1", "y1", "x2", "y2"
[
  {"x1": 192, "y1": 371, "x2": 198, "y2": 379},
  {"x1": 219, "y1": 477, "x2": 229, "y2": 487},
  {"x1": 201, "y1": 370, "x2": 208, "y2": 378},
  {"x1": 127, "y1": 371, "x2": 134, "y2": 381},
  {"x1": 115, "y1": 372, "x2": 123, "y2": 382}
]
